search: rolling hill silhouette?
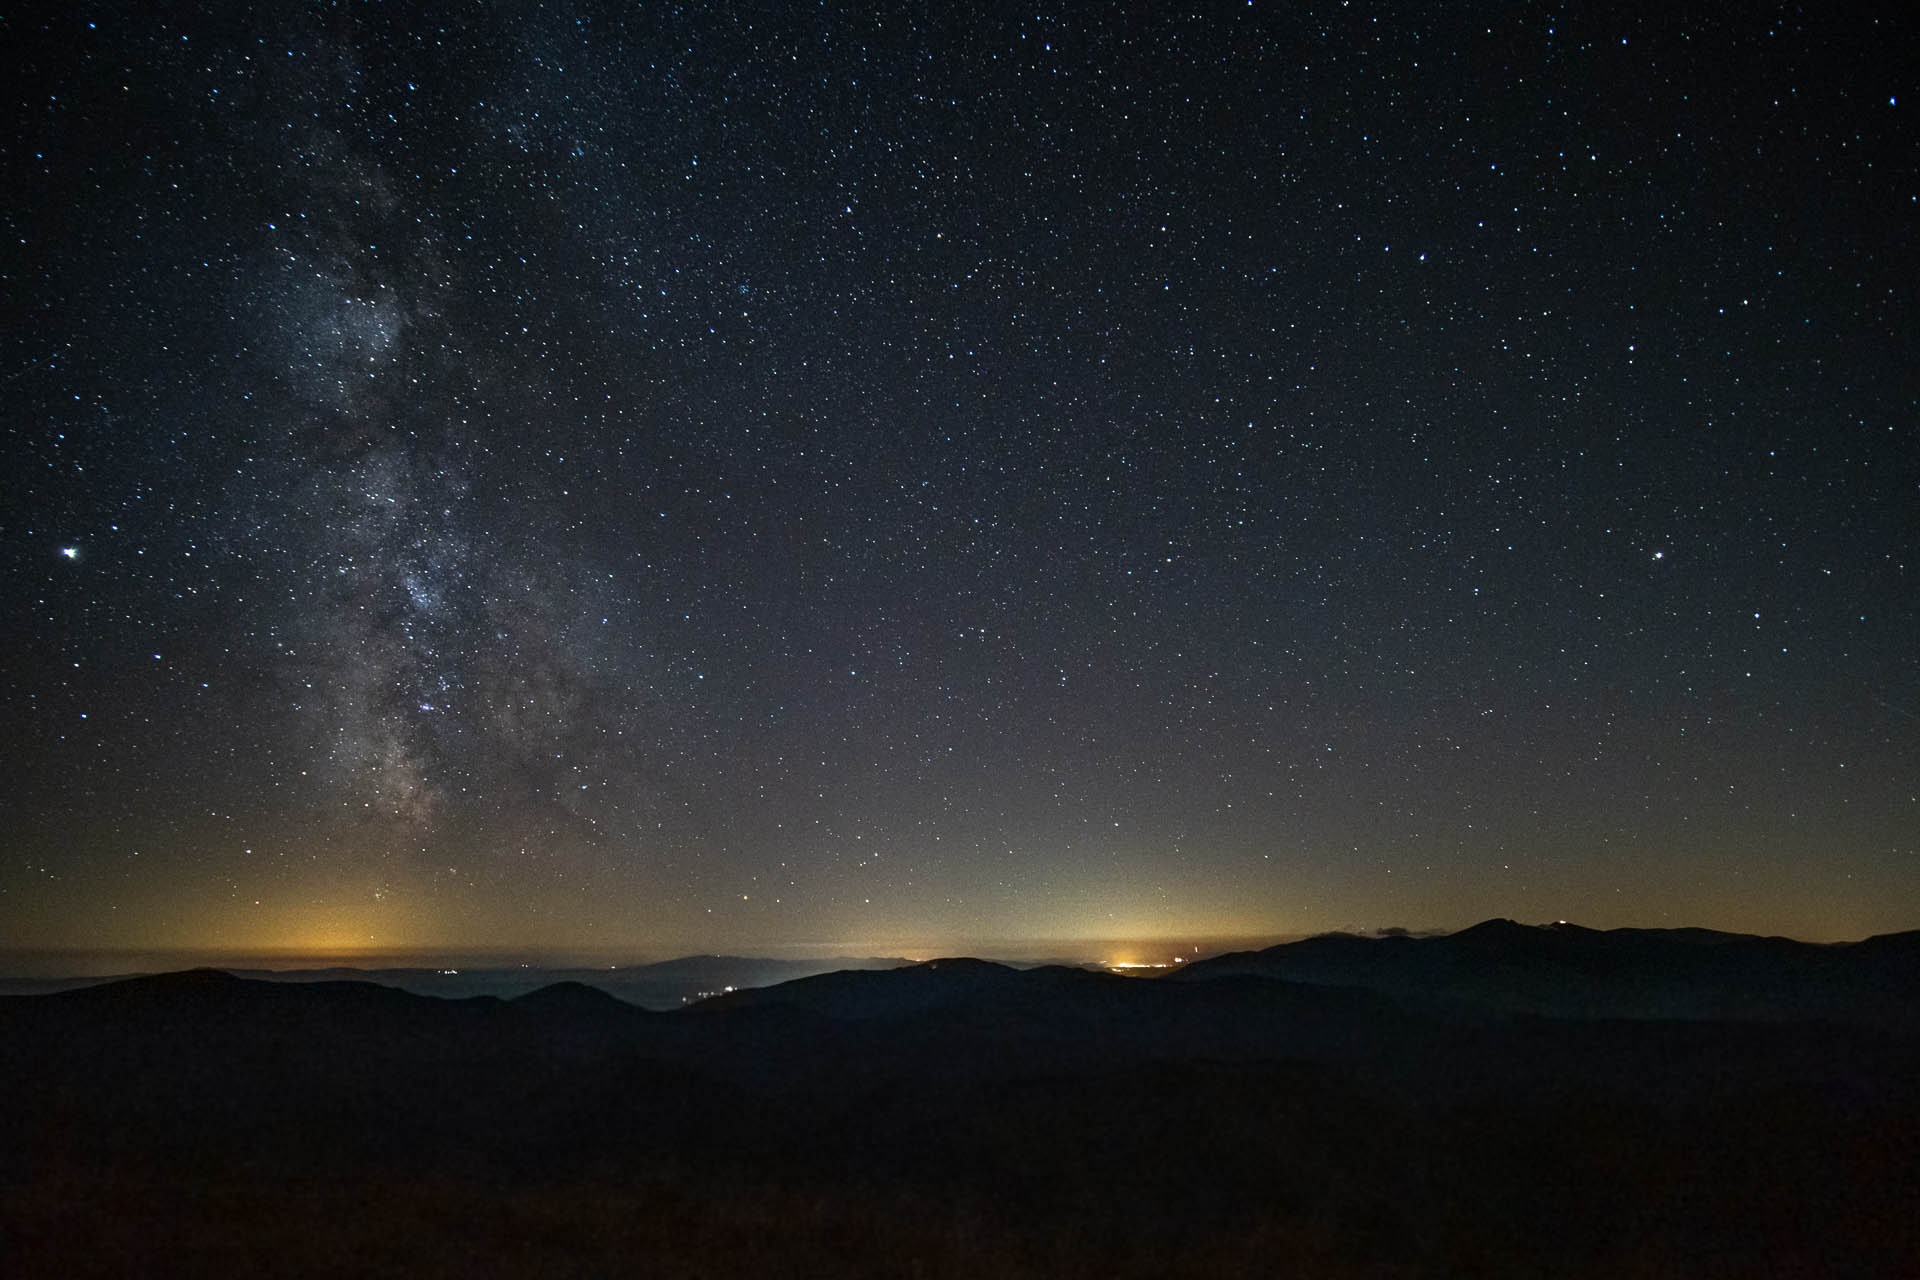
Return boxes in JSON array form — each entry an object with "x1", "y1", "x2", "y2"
[
  {"x1": 1, "y1": 921, "x2": 1915, "y2": 1278},
  {"x1": 1169, "y1": 917, "x2": 1920, "y2": 1027}
]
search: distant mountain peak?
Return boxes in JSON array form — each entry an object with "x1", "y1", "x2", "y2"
[
  {"x1": 113, "y1": 967, "x2": 244, "y2": 990},
  {"x1": 513, "y1": 980, "x2": 631, "y2": 1012},
  {"x1": 910, "y1": 957, "x2": 1012, "y2": 974},
  {"x1": 1449, "y1": 918, "x2": 1538, "y2": 941}
]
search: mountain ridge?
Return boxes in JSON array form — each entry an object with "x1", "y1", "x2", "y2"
[
  {"x1": 4, "y1": 920, "x2": 1916, "y2": 1277},
  {"x1": 1166, "y1": 916, "x2": 1920, "y2": 1027}
]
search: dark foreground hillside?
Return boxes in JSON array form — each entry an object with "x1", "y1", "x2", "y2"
[{"x1": 3, "y1": 933, "x2": 1917, "y2": 1278}]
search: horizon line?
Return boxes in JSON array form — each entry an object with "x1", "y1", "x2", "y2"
[{"x1": 3, "y1": 917, "x2": 1912, "y2": 979}]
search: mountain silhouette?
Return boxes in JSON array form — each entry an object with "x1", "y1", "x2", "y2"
[
  {"x1": 1169, "y1": 917, "x2": 1920, "y2": 1027},
  {"x1": 2, "y1": 924, "x2": 1916, "y2": 1278},
  {"x1": 511, "y1": 979, "x2": 637, "y2": 1014},
  {"x1": 696, "y1": 956, "x2": 1099, "y2": 1019}
]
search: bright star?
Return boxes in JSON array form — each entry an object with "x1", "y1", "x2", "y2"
[{"x1": 60, "y1": 547, "x2": 78, "y2": 560}]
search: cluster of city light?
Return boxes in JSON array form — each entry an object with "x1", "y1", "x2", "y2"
[{"x1": 1106, "y1": 956, "x2": 1186, "y2": 973}]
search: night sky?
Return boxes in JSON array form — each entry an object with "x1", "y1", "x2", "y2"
[{"x1": 4, "y1": 1, "x2": 1914, "y2": 968}]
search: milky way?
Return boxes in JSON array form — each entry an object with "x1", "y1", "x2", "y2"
[{"x1": 4, "y1": 1, "x2": 1915, "y2": 962}]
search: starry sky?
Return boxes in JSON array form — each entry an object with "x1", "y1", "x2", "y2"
[{"x1": 4, "y1": 0, "x2": 1915, "y2": 968}]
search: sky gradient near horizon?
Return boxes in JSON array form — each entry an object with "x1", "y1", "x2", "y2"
[{"x1": 4, "y1": 0, "x2": 1915, "y2": 967}]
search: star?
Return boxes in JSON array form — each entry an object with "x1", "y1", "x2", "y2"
[{"x1": 0, "y1": 0, "x2": 1910, "y2": 961}]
